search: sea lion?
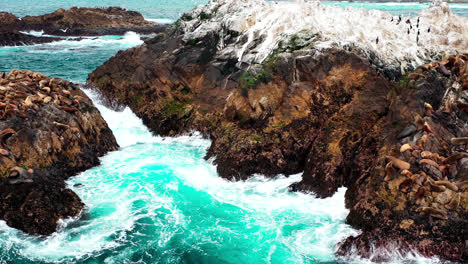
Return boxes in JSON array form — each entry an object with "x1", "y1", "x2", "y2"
[
  {"x1": 8, "y1": 166, "x2": 33, "y2": 184},
  {"x1": 416, "y1": 134, "x2": 428, "y2": 149},
  {"x1": 434, "y1": 180, "x2": 458, "y2": 191},
  {"x1": 446, "y1": 194, "x2": 460, "y2": 210},
  {"x1": 424, "y1": 102, "x2": 434, "y2": 115},
  {"x1": 0, "y1": 148, "x2": 9, "y2": 156},
  {"x1": 59, "y1": 105, "x2": 78, "y2": 113},
  {"x1": 423, "y1": 122, "x2": 435, "y2": 135},
  {"x1": 428, "y1": 181, "x2": 446, "y2": 192},
  {"x1": 387, "y1": 156, "x2": 411, "y2": 170},
  {"x1": 420, "y1": 159, "x2": 440, "y2": 170},
  {"x1": 400, "y1": 144, "x2": 413, "y2": 153},
  {"x1": 417, "y1": 207, "x2": 447, "y2": 220},
  {"x1": 416, "y1": 186, "x2": 429, "y2": 200},
  {"x1": 450, "y1": 137, "x2": 468, "y2": 145}
]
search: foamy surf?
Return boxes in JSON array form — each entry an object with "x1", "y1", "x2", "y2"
[
  {"x1": 29, "y1": 31, "x2": 143, "y2": 52},
  {"x1": 0, "y1": 76, "x2": 443, "y2": 263},
  {"x1": 0, "y1": 1, "x2": 466, "y2": 263},
  {"x1": 0, "y1": 87, "x2": 356, "y2": 263},
  {"x1": 146, "y1": 18, "x2": 175, "y2": 24}
]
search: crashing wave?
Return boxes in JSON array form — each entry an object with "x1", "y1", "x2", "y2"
[{"x1": 177, "y1": 0, "x2": 468, "y2": 71}]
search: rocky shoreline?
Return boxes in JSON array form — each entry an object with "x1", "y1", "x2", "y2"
[
  {"x1": 0, "y1": 70, "x2": 118, "y2": 235},
  {"x1": 87, "y1": 0, "x2": 468, "y2": 261},
  {"x1": 0, "y1": 0, "x2": 466, "y2": 261},
  {"x1": 0, "y1": 7, "x2": 166, "y2": 46}
]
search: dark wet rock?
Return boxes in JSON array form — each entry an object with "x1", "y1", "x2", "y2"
[
  {"x1": 0, "y1": 31, "x2": 60, "y2": 46},
  {"x1": 0, "y1": 7, "x2": 167, "y2": 46},
  {"x1": 0, "y1": 70, "x2": 119, "y2": 235}
]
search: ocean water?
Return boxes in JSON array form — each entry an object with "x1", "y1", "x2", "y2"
[
  {"x1": 0, "y1": 0, "x2": 467, "y2": 20},
  {"x1": 0, "y1": 91, "x2": 358, "y2": 263},
  {"x1": 0, "y1": 0, "x2": 465, "y2": 263}
]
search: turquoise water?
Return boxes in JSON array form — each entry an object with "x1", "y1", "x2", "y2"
[
  {"x1": 0, "y1": 9, "x2": 360, "y2": 263},
  {"x1": 0, "y1": 86, "x2": 357, "y2": 263},
  {"x1": 0, "y1": 1, "x2": 467, "y2": 19},
  {"x1": 0, "y1": 0, "x2": 208, "y2": 22},
  {"x1": 0, "y1": 33, "x2": 144, "y2": 82},
  {"x1": 322, "y1": 1, "x2": 468, "y2": 17},
  {"x1": 0, "y1": 0, "x2": 464, "y2": 263}
]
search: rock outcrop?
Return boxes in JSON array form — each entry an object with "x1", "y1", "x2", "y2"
[
  {"x1": 0, "y1": 31, "x2": 60, "y2": 46},
  {"x1": 336, "y1": 55, "x2": 468, "y2": 262},
  {"x1": 0, "y1": 7, "x2": 166, "y2": 46},
  {"x1": 88, "y1": 0, "x2": 467, "y2": 262},
  {"x1": 0, "y1": 70, "x2": 118, "y2": 235}
]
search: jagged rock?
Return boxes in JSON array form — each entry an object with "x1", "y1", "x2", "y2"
[
  {"x1": 0, "y1": 7, "x2": 167, "y2": 46},
  {"x1": 0, "y1": 70, "x2": 118, "y2": 235},
  {"x1": 87, "y1": 0, "x2": 468, "y2": 262},
  {"x1": 0, "y1": 31, "x2": 60, "y2": 46}
]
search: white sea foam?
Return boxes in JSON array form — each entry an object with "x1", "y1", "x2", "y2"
[
  {"x1": 0, "y1": 86, "x2": 358, "y2": 263},
  {"x1": 181, "y1": 0, "x2": 467, "y2": 69},
  {"x1": 145, "y1": 18, "x2": 175, "y2": 24},
  {"x1": 0, "y1": 86, "x2": 444, "y2": 263},
  {"x1": 13, "y1": 31, "x2": 143, "y2": 52},
  {"x1": 19, "y1": 30, "x2": 45, "y2": 37}
]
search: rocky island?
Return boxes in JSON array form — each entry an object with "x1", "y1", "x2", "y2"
[
  {"x1": 0, "y1": 70, "x2": 118, "y2": 235},
  {"x1": 88, "y1": 0, "x2": 468, "y2": 262},
  {"x1": 0, "y1": 7, "x2": 165, "y2": 46}
]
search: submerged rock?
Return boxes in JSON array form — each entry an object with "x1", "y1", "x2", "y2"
[
  {"x1": 0, "y1": 70, "x2": 118, "y2": 235},
  {"x1": 88, "y1": 0, "x2": 467, "y2": 262}
]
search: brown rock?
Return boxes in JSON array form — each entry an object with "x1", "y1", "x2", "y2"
[{"x1": 0, "y1": 70, "x2": 119, "y2": 236}]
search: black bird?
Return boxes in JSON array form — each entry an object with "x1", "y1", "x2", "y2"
[
  {"x1": 410, "y1": 25, "x2": 412, "y2": 30},
  {"x1": 428, "y1": 27, "x2": 431, "y2": 33},
  {"x1": 376, "y1": 37, "x2": 379, "y2": 44},
  {"x1": 391, "y1": 17, "x2": 394, "y2": 22},
  {"x1": 406, "y1": 18, "x2": 411, "y2": 24}
]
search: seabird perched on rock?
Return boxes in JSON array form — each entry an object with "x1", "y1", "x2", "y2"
[
  {"x1": 376, "y1": 37, "x2": 379, "y2": 44},
  {"x1": 428, "y1": 27, "x2": 431, "y2": 33}
]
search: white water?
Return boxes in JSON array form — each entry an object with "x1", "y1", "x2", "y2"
[
  {"x1": 0, "y1": 1, "x2": 464, "y2": 262},
  {"x1": 146, "y1": 18, "x2": 176, "y2": 24},
  {"x1": 0, "y1": 82, "x2": 444, "y2": 263},
  {"x1": 0, "y1": 89, "x2": 361, "y2": 263}
]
